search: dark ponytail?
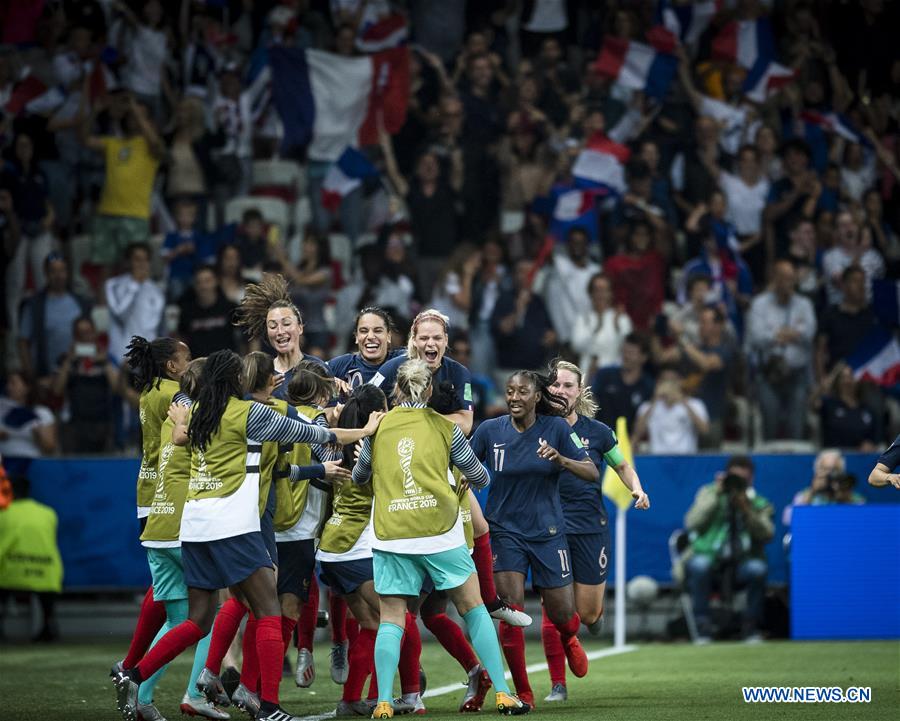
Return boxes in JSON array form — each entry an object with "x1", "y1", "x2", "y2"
[
  {"x1": 336, "y1": 385, "x2": 387, "y2": 467},
  {"x1": 125, "y1": 336, "x2": 181, "y2": 393},
  {"x1": 286, "y1": 359, "x2": 334, "y2": 407},
  {"x1": 508, "y1": 369, "x2": 568, "y2": 417},
  {"x1": 188, "y1": 350, "x2": 243, "y2": 451}
]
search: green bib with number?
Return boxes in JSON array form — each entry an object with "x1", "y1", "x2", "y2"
[
  {"x1": 187, "y1": 399, "x2": 253, "y2": 501},
  {"x1": 136, "y1": 378, "x2": 180, "y2": 508},
  {"x1": 273, "y1": 404, "x2": 324, "y2": 531},
  {"x1": 141, "y1": 415, "x2": 190, "y2": 543},
  {"x1": 370, "y1": 407, "x2": 459, "y2": 542}
]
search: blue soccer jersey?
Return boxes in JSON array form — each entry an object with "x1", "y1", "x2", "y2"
[
  {"x1": 370, "y1": 353, "x2": 474, "y2": 411},
  {"x1": 328, "y1": 349, "x2": 405, "y2": 390},
  {"x1": 558, "y1": 416, "x2": 617, "y2": 535},
  {"x1": 470, "y1": 414, "x2": 590, "y2": 539},
  {"x1": 877, "y1": 434, "x2": 900, "y2": 471},
  {"x1": 272, "y1": 353, "x2": 328, "y2": 401}
]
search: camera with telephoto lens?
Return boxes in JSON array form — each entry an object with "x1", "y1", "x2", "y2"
[
  {"x1": 826, "y1": 471, "x2": 856, "y2": 498},
  {"x1": 722, "y1": 472, "x2": 748, "y2": 494}
]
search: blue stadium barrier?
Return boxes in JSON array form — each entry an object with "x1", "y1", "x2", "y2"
[
  {"x1": 27, "y1": 452, "x2": 895, "y2": 590},
  {"x1": 791, "y1": 505, "x2": 900, "y2": 639}
]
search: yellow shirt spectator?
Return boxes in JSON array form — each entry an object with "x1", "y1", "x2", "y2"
[{"x1": 98, "y1": 136, "x2": 160, "y2": 220}]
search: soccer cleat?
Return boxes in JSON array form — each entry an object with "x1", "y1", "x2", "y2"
[
  {"x1": 110, "y1": 660, "x2": 125, "y2": 682},
  {"x1": 138, "y1": 702, "x2": 168, "y2": 721},
  {"x1": 563, "y1": 636, "x2": 589, "y2": 678},
  {"x1": 221, "y1": 666, "x2": 241, "y2": 699},
  {"x1": 295, "y1": 647, "x2": 315, "y2": 687},
  {"x1": 516, "y1": 691, "x2": 534, "y2": 709},
  {"x1": 230, "y1": 683, "x2": 260, "y2": 718},
  {"x1": 180, "y1": 695, "x2": 230, "y2": 720},
  {"x1": 544, "y1": 683, "x2": 567, "y2": 702},
  {"x1": 371, "y1": 702, "x2": 394, "y2": 719},
  {"x1": 489, "y1": 602, "x2": 532, "y2": 627},
  {"x1": 196, "y1": 668, "x2": 231, "y2": 707},
  {"x1": 114, "y1": 672, "x2": 140, "y2": 721},
  {"x1": 459, "y1": 665, "x2": 492, "y2": 712},
  {"x1": 331, "y1": 640, "x2": 349, "y2": 684},
  {"x1": 335, "y1": 700, "x2": 372, "y2": 717},
  {"x1": 395, "y1": 693, "x2": 424, "y2": 715},
  {"x1": 495, "y1": 692, "x2": 531, "y2": 716},
  {"x1": 256, "y1": 705, "x2": 303, "y2": 721}
]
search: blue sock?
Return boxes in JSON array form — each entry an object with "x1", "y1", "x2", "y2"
[
  {"x1": 187, "y1": 629, "x2": 213, "y2": 699},
  {"x1": 374, "y1": 622, "x2": 405, "y2": 703},
  {"x1": 463, "y1": 604, "x2": 511, "y2": 695},
  {"x1": 138, "y1": 599, "x2": 189, "y2": 704}
]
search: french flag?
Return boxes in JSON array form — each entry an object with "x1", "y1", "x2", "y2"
[
  {"x1": 661, "y1": 0, "x2": 720, "y2": 47},
  {"x1": 593, "y1": 34, "x2": 678, "y2": 101},
  {"x1": 712, "y1": 17, "x2": 776, "y2": 70},
  {"x1": 572, "y1": 133, "x2": 631, "y2": 195},
  {"x1": 4, "y1": 73, "x2": 66, "y2": 116},
  {"x1": 269, "y1": 46, "x2": 408, "y2": 162},
  {"x1": 320, "y1": 147, "x2": 380, "y2": 212},
  {"x1": 357, "y1": 13, "x2": 408, "y2": 53},
  {"x1": 847, "y1": 327, "x2": 900, "y2": 388},
  {"x1": 743, "y1": 60, "x2": 795, "y2": 102},
  {"x1": 549, "y1": 187, "x2": 609, "y2": 243},
  {"x1": 800, "y1": 110, "x2": 866, "y2": 144}
]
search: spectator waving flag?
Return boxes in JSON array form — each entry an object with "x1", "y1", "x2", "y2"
[
  {"x1": 269, "y1": 46, "x2": 409, "y2": 161},
  {"x1": 712, "y1": 16, "x2": 795, "y2": 101},
  {"x1": 548, "y1": 186, "x2": 610, "y2": 243},
  {"x1": 320, "y1": 147, "x2": 380, "y2": 211},
  {"x1": 594, "y1": 33, "x2": 678, "y2": 101},
  {"x1": 660, "y1": 0, "x2": 720, "y2": 47},
  {"x1": 572, "y1": 133, "x2": 631, "y2": 194},
  {"x1": 4, "y1": 71, "x2": 66, "y2": 116},
  {"x1": 357, "y1": 12, "x2": 408, "y2": 53},
  {"x1": 847, "y1": 327, "x2": 900, "y2": 388},
  {"x1": 799, "y1": 110, "x2": 867, "y2": 144}
]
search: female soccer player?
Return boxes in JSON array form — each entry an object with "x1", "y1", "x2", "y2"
[
  {"x1": 470, "y1": 370, "x2": 600, "y2": 707},
  {"x1": 113, "y1": 350, "x2": 383, "y2": 721},
  {"x1": 111, "y1": 337, "x2": 191, "y2": 697},
  {"x1": 541, "y1": 359, "x2": 650, "y2": 703},
  {"x1": 353, "y1": 359, "x2": 531, "y2": 719},
  {"x1": 372, "y1": 310, "x2": 531, "y2": 629},
  {"x1": 135, "y1": 357, "x2": 227, "y2": 720},
  {"x1": 328, "y1": 307, "x2": 405, "y2": 391},
  {"x1": 868, "y1": 435, "x2": 900, "y2": 489}
]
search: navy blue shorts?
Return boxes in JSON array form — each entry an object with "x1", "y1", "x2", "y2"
[
  {"x1": 319, "y1": 558, "x2": 374, "y2": 596},
  {"x1": 276, "y1": 539, "x2": 316, "y2": 600},
  {"x1": 182, "y1": 532, "x2": 275, "y2": 591},
  {"x1": 568, "y1": 530, "x2": 610, "y2": 585},
  {"x1": 260, "y1": 509, "x2": 278, "y2": 568},
  {"x1": 491, "y1": 531, "x2": 573, "y2": 590}
]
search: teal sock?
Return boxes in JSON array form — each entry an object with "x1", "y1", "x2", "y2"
[
  {"x1": 137, "y1": 599, "x2": 189, "y2": 704},
  {"x1": 463, "y1": 604, "x2": 511, "y2": 695},
  {"x1": 374, "y1": 622, "x2": 405, "y2": 703},
  {"x1": 187, "y1": 629, "x2": 212, "y2": 699}
]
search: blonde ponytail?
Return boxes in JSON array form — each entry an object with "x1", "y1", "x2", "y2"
[{"x1": 394, "y1": 359, "x2": 433, "y2": 405}]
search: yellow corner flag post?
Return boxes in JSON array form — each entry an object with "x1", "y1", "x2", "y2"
[{"x1": 603, "y1": 417, "x2": 634, "y2": 648}]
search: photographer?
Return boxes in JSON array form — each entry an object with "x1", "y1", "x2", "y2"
[
  {"x1": 681, "y1": 456, "x2": 774, "y2": 642},
  {"x1": 782, "y1": 449, "x2": 845, "y2": 527}
]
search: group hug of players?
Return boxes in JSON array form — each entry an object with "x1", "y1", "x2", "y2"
[{"x1": 109, "y1": 274, "x2": 650, "y2": 721}]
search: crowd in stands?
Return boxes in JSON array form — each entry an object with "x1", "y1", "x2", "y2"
[{"x1": 0, "y1": 0, "x2": 898, "y2": 460}]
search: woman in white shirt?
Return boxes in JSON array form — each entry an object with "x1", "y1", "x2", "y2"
[
  {"x1": 719, "y1": 145, "x2": 770, "y2": 237},
  {"x1": 0, "y1": 372, "x2": 57, "y2": 476},
  {"x1": 570, "y1": 273, "x2": 633, "y2": 378}
]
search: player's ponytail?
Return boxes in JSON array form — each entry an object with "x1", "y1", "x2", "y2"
[
  {"x1": 180, "y1": 357, "x2": 207, "y2": 400},
  {"x1": 242, "y1": 351, "x2": 275, "y2": 396},
  {"x1": 286, "y1": 359, "x2": 334, "y2": 407},
  {"x1": 395, "y1": 358, "x2": 432, "y2": 405},
  {"x1": 337, "y1": 385, "x2": 388, "y2": 467},
  {"x1": 125, "y1": 336, "x2": 180, "y2": 392},
  {"x1": 234, "y1": 273, "x2": 303, "y2": 343},
  {"x1": 509, "y1": 369, "x2": 568, "y2": 417},
  {"x1": 548, "y1": 358, "x2": 598, "y2": 417},
  {"x1": 189, "y1": 350, "x2": 243, "y2": 451}
]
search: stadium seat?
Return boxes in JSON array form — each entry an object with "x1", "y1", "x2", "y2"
[
  {"x1": 225, "y1": 196, "x2": 291, "y2": 239},
  {"x1": 251, "y1": 159, "x2": 306, "y2": 198}
]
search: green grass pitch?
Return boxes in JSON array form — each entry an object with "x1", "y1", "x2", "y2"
[{"x1": 1, "y1": 638, "x2": 897, "y2": 721}]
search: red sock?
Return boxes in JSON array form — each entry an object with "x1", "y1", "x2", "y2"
[
  {"x1": 367, "y1": 667, "x2": 378, "y2": 700},
  {"x1": 123, "y1": 587, "x2": 167, "y2": 668},
  {"x1": 257, "y1": 616, "x2": 283, "y2": 705},
  {"x1": 541, "y1": 607, "x2": 566, "y2": 687},
  {"x1": 297, "y1": 580, "x2": 318, "y2": 651},
  {"x1": 206, "y1": 598, "x2": 249, "y2": 675},
  {"x1": 136, "y1": 619, "x2": 204, "y2": 680},
  {"x1": 422, "y1": 612, "x2": 478, "y2": 672},
  {"x1": 499, "y1": 617, "x2": 531, "y2": 696},
  {"x1": 240, "y1": 614, "x2": 260, "y2": 691},
  {"x1": 346, "y1": 617, "x2": 360, "y2": 646},
  {"x1": 280, "y1": 615, "x2": 297, "y2": 652},
  {"x1": 554, "y1": 613, "x2": 581, "y2": 642},
  {"x1": 472, "y1": 533, "x2": 498, "y2": 605},
  {"x1": 342, "y1": 627, "x2": 376, "y2": 702},
  {"x1": 398, "y1": 612, "x2": 421, "y2": 694},
  {"x1": 330, "y1": 592, "x2": 348, "y2": 644}
]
